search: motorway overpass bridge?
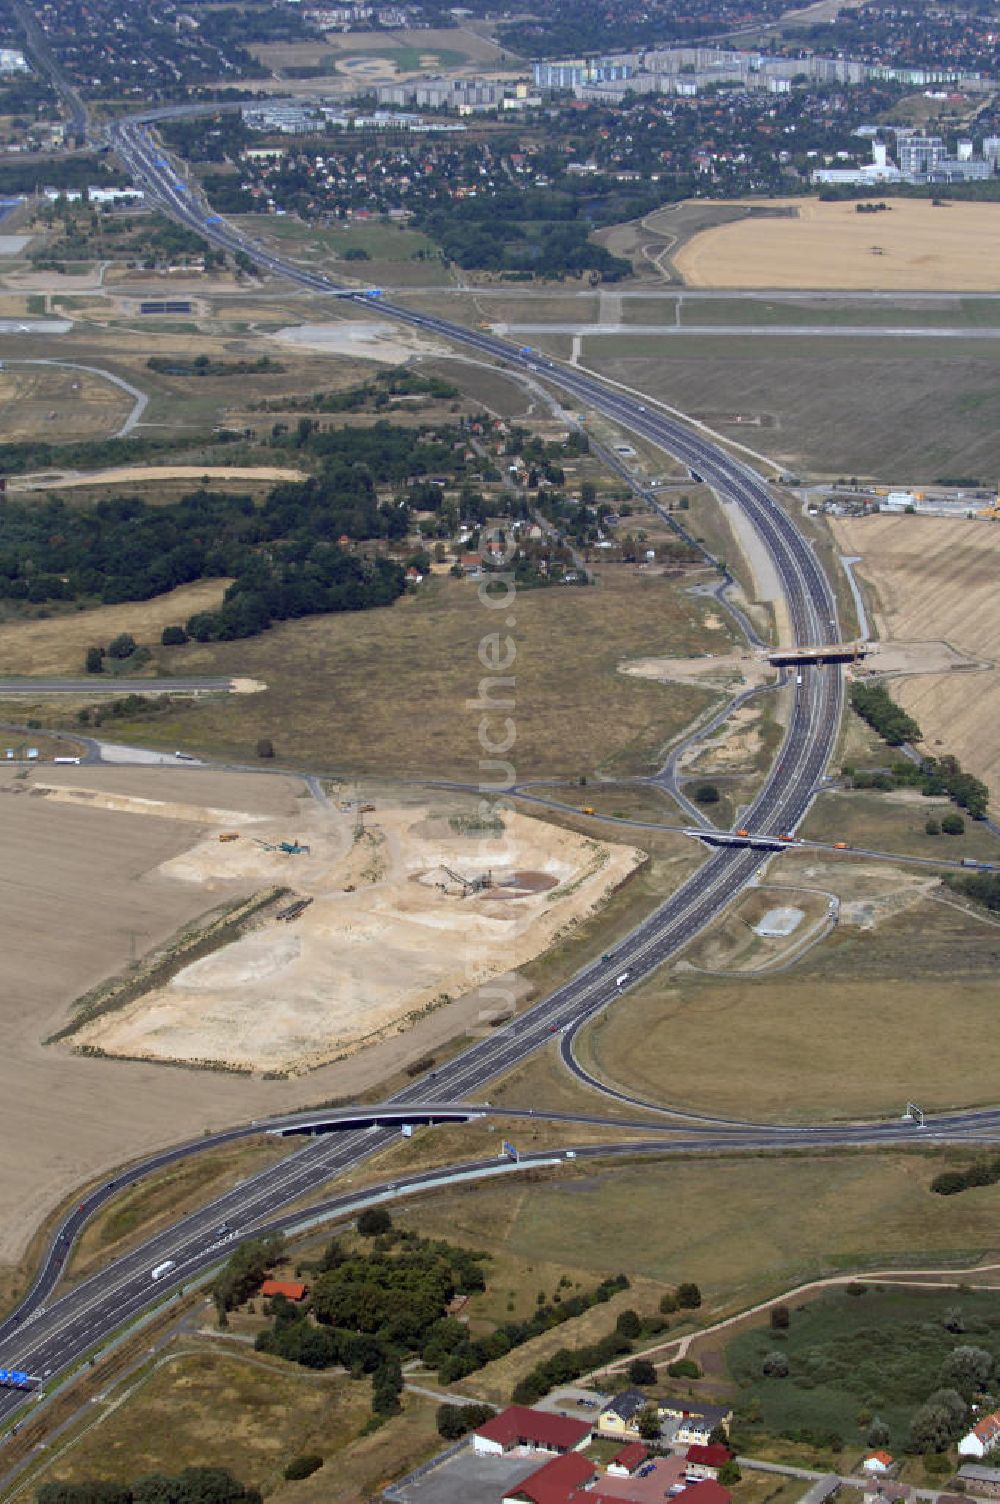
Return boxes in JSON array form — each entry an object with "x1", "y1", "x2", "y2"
[{"x1": 767, "y1": 643, "x2": 868, "y2": 667}]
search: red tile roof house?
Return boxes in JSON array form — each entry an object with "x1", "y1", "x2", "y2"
[
  {"x1": 686, "y1": 1444, "x2": 734, "y2": 1480},
  {"x1": 593, "y1": 1473, "x2": 730, "y2": 1504},
  {"x1": 862, "y1": 1452, "x2": 895, "y2": 1474},
  {"x1": 260, "y1": 1279, "x2": 308, "y2": 1301},
  {"x1": 472, "y1": 1406, "x2": 593, "y2": 1458},
  {"x1": 960, "y1": 1411, "x2": 1000, "y2": 1458},
  {"x1": 502, "y1": 1453, "x2": 597, "y2": 1504},
  {"x1": 607, "y1": 1443, "x2": 648, "y2": 1477}
]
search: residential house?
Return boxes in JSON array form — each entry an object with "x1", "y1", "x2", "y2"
[
  {"x1": 686, "y1": 1444, "x2": 733, "y2": 1480},
  {"x1": 502, "y1": 1452, "x2": 596, "y2": 1504},
  {"x1": 661, "y1": 1401, "x2": 733, "y2": 1444},
  {"x1": 459, "y1": 551, "x2": 483, "y2": 577},
  {"x1": 472, "y1": 1405, "x2": 592, "y2": 1457},
  {"x1": 607, "y1": 1443, "x2": 648, "y2": 1477},
  {"x1": 863, "y1": 1482, "x2": 910, "y2": 1504},
  {"x1": 404, "y1": 565, "x2": 423, "y2": 585},
  {"x1": 862, "y1": 1453, "x2": 894, "y2": 1474},
  {"x1": 259, "y1": 1279, "x2": 308, "y2": 1301},
  {"x1": 598, "y1": 1389, "x2": 654, "y2": 1440},
  {"x1": 959, "y1": 1411, "x2": 1000, "y2": 1458}
]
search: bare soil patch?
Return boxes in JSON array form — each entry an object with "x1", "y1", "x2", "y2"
[
  {"x1": 620, "y1": 647, "x2": 776, "y2": 694},
  {"x1": 675, "y1": 196, "x2": 1000, "y2": 291},
  {"x1": 831, "y1": 513, "x2": 1000, "y2": 811},
  {"x1": 271, "y1": 320, "x2": 452, "y2": 363}
]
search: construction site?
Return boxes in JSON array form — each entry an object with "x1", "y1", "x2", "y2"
[{"x1": 68, "y1": 781, "x2": 645, "y2": 1076}]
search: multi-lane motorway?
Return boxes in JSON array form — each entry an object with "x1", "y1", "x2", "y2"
[{"x1": 0, "y1": 99, "x2": 993, "y2": 1437}]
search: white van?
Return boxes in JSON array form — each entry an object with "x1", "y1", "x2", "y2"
[{"x1": 615, "y1": 972, "x2": 630, "y2": 988}]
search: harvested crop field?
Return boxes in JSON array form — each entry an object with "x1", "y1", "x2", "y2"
[
  {"x1": 831, "y1": 513, "x2": 1000, "y2": 812},
  {"x1": 76, "y1": 799, "x2": 644, "y2": 1074},
  {"x1": 0, "y1": 766, "x2": 294, "y2": 1264},
  {"x1": 675, "y1": 197, "x2": 1000, "y2": 290}
]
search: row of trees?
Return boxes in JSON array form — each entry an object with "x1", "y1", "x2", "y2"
[
  {"x1": 849, "y1": 682, "x2": 922, "y2": 746},
  {"x1": 849, "y1": 685, "x2": 988, "y2": 817}
]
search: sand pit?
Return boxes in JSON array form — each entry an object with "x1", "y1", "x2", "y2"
[
  {"x1": 675, "y1": 197, "x2": 1000, "y2": 291},
  {"x1": 831, "y1": 513, "x2": 1000, "y2": 813},
  {"x1": 272, "y1": 320, "x2": 451, "y2": 363},
  {"x1": 76, "y1": 802, "x2": 644, "y2": 1074}
]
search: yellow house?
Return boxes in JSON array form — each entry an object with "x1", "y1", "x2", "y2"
[
  {"x1": 598, "y1": 1391, "x2": 652, "y2": 1441},
  {"x1": 661, "y1": 1402, "x2": 734, "y2": 1445}
]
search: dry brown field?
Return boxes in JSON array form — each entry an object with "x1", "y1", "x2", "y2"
[
  {"x1": 0, "y1": 580, "x2": 229, "y2": 676},
  {"x1": 103, "y1": 571, "x2": 728, "y2": 781},
  {"x1": 675, "y1": 197, "x2": 1000, "y2": 290},
  {"x1": 0, "y1": 366, "x2": 131, "y2": 440},
  {"x1": 831, "y1": 512, "x2": 1000, "y2": 811}
]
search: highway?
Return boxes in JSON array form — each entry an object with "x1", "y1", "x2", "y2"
[{"x1": 0, "y1": 100, "x2": 988, "y2": 1434}]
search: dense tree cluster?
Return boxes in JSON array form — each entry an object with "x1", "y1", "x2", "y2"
[
  {"x1": 0, "y1": 419, "x2": 479, "y2": 641},
  {"x1": 253, "y1": 1233, "x2": 486, "y2": 1413},
  {"x1": 146, "y1": 355, "x2": 283, "y2": 378},
  {"x1": 436, "y1": 1402, "x2": 496, "y2": 1440},
  {"x1": 37, "y1": 1468, "x2": 260, "y2": 1504},
  {"x1": 946, "y1": 871, "x2": 1000, "y2": 912},
  {"x1": 931, "y1": 1157, "x2": 1000, "y2": 1197},
  {"x1": 421, "y1": 191, "x2": 631, "y2": 281}
]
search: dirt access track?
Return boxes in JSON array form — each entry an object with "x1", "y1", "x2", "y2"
[
  {"x1": 0, "y1": 765, "x2": 642, "y2": 1263},
  {"x1": 674, "y1": 197, "x2": 1000, "y2": 290},
  {"x1": 831, "y1": 513, "x2": 1000, "y2": 813},
  {"x1": 8, "y1": 464, "x2": 308, "y2": 493}
]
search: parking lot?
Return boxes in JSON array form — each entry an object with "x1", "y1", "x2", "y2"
[{"x1": 388, "y1": 1449, "x2": 542, "y2": 1504}]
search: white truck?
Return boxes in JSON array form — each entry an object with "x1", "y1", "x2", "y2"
[{"x1": 150, "y1": 1259, "x2": 177, "y2": 1282}]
